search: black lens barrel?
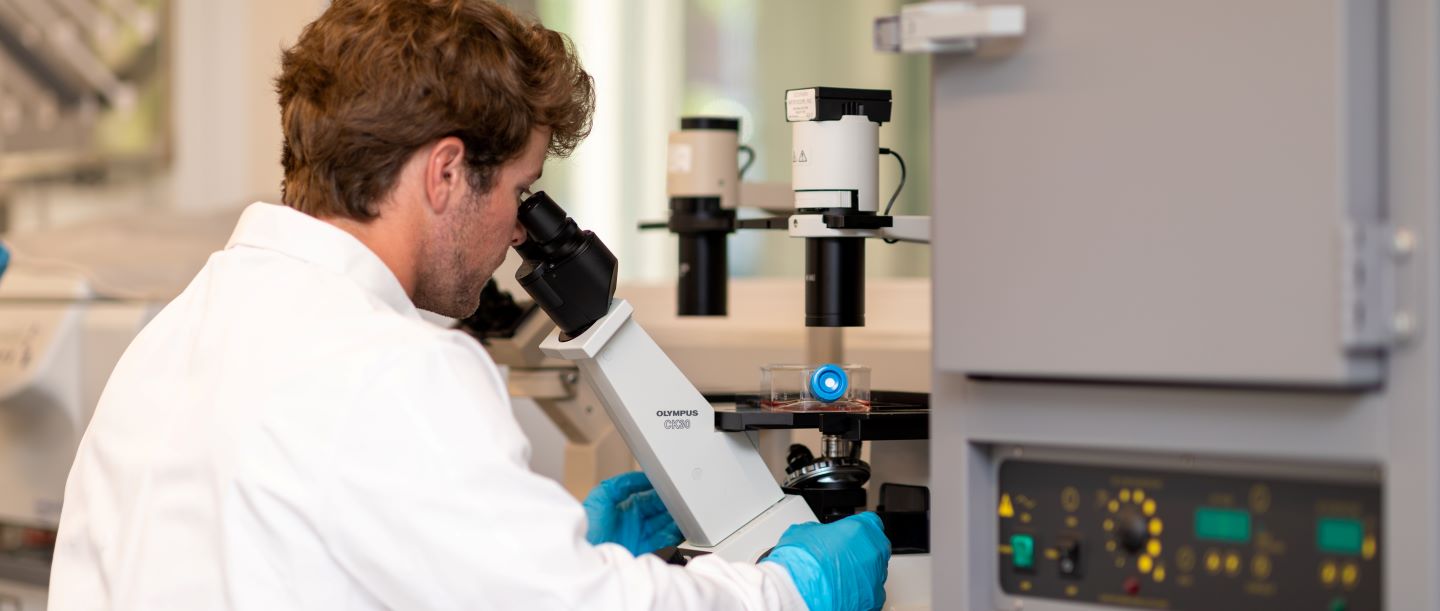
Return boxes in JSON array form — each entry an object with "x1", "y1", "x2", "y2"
[
  {"x1": 678, "y1": 233, "x2": 727, "y2": 316},
  {"x1": 805, "y1": 237, "x2": 865, "y2": 327},
  {"x1": 669, "y1": 197, "x2": 735, "y2": 316}
]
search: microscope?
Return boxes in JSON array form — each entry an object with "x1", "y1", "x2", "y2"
[
  {"x1": 510, "y1": 90, "x2": 933, "y2": 600},
  {"x1": 648, "y1": 89, "x2": 932, "y2": 535},
  {"x1": 714, "y1": 87, "x2": 933, "y2": 563}
]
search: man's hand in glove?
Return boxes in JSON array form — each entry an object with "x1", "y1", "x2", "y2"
[
  {"x1": 763, "y1": 512, "x2": 891, "y2": 611},
  {"x1": 582, "y1": 471, "x2": 684, "y2": 556}
]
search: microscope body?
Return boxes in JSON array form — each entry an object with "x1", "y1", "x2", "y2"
[
  {"x1": 539, "y1": 300, "x2": 815, "y2": 560},
  {"x1": 514, "y1": 192, "x2": 816, "y2": 562},
  {"x1": 458, "y1": 280, "x2": 634, "y2": 501}
]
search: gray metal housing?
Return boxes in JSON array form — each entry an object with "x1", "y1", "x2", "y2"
[{"x1": 930, "y1": 0, "x2": 1440, "y2": 608}]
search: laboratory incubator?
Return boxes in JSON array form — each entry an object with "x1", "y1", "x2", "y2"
[{"x1": 884, "y1": 1, "x2": 1440, "y2": 609}]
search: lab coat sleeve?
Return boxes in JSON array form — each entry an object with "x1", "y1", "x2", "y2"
[{"x1": 314, "y1": 334, "x2": 808, "y2": 611}]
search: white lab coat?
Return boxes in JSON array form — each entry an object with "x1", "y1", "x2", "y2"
[{"x1": 50, "y1": 202, "x2": 806, "y2": 610}]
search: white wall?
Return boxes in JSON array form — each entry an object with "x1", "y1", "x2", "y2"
[
  {"x1": 171, "y1": 0, "x2": 328, "y2": 212},
  {"x1": 533, "y1": 0, "x2": 685, "y2": 281}
]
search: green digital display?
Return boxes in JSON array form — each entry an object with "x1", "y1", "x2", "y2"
[
  {"x1": 1194, "y1": 507, "x2": 1252, "y2": 543},
  {"x1": 1316, "y1": 517, "x2": 1365, "y2": 555}
]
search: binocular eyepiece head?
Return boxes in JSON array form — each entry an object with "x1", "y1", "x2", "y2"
[{"x1": 512, "y1": 191, "x2": 618, "y2": 340}]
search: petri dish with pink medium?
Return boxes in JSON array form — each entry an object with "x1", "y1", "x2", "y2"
[{"x1": 760, "y1": 363, "x2": 871, "y2": 412}]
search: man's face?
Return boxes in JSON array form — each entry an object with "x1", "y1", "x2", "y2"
[{"x1": 414, "y1": 128, "x2": 548, "y2": 318}]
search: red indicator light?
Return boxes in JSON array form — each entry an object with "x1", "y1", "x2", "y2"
[{"x1": 1123, "y1": 577, "x2": 1141, "y2": 596}]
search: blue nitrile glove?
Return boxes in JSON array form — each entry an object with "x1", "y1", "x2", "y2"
[
  {"x1": 763, "y1": 512, "x2": 891, "y2": 611},
  {"x1": 0, "y1": 241, "x2": 9, "y2": 281},
  {"x1": 582, "y1": 471, "x2": 684, "y2": 555}
]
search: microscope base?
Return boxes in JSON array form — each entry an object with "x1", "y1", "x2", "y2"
[{"x1": 676, "y1": 494, "x2": 815, "y2": 563}]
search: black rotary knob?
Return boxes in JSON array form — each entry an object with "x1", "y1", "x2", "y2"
[{"x1": 1116, "y1": 508, "x2": 1149, "y2": 554}]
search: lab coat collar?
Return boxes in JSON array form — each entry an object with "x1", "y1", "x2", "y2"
[{"x1": 226, "y1": 202, "x2": 420, "y2": 318}]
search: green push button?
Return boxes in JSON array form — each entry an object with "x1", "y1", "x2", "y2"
[
  {"x1": 1011, "y1": 534, "x2": 1035, "y2": 571},
  {"x1": 1329, "y1": 597, "x2": 1349, "y2": 611}
]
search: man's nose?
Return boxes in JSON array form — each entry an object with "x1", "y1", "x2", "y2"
[{"x1": 510, "y1": 220, "x2": 526, "y2": 246}]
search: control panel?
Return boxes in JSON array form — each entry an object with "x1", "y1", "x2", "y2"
[{"x1": 997, "y1": 460, "x2": 1381, "y2": 610}]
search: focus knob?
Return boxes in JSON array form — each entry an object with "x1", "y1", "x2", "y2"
[{"x1": 1116, "y1": 508, "x2": 1149, "y2": 554}]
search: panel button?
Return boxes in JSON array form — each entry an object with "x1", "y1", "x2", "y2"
[
  {"x1": 1321, "y1": 561, "x2": 1339, "y2": 586},
  {"x1": 1011, "y1": 534, "x2": 1035, "y2": 571},
  {"x1": 1205, "y1": 549, "x2": 1223, "y2": 574},
  {"x1": 1341, "y1": 563, "x2": 1359, "y2": 587},
  {"x1": 1252, "y1": 554, "x2": 1272, "y2": 579},
  {"x1": 1224, "y1": 551, "x2": 1243, "y2": 576}
]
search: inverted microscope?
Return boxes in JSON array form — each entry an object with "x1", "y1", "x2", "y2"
[
  {"x1": 651, "y1": 88, "x2": 932, "y2": 534},
  {"x1": 502, "y1": 87, "x2": 933, "y2": 609}
]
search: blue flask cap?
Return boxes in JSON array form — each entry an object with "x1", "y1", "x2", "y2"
[{"x1": 809, "y1": 364, "x2": 849, "y2": 403}]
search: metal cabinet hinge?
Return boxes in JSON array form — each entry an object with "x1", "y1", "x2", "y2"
[{"x1": 1341, "y1": 222, "x2": 1407, "y2": 350}]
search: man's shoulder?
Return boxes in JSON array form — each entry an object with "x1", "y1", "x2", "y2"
[
  {"x1": 202, "y1": 241, "x2": 487, "y2": 360},
  {"x1": 301, "y1": 319, "x2": 513, "y2": 452},
  {"x1": 324, "y1": 315, "x2": 494, "y2": 378}
]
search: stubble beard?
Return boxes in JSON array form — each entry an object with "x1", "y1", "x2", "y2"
[{"x1": 414, "y1": 193, "x2": 489, "y2": 319}]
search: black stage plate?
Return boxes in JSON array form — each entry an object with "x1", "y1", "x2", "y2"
[{"x1": 706, "y1": 391, "x2": 929, "y2": 441}]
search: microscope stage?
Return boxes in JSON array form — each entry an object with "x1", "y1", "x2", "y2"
[{"x1": 709, "y1": 391, "x2": 928, "y2": 441}]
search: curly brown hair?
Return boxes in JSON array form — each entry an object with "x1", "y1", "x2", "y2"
[{"x1": 276, "y1": 0, "x2": 594, "y2": 219}]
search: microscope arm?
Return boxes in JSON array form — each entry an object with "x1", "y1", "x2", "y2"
[{"x1": 540, "y1": 299, "x2": 816, "y2": 561}]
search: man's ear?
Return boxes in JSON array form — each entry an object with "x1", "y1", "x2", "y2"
[{"x1": 424, "y1": 136, "x2": 467, "y2": 215}]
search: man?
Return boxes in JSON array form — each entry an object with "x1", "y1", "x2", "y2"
[{"x1": 49, "y1": 1, "x2": 889, "y2": 610}]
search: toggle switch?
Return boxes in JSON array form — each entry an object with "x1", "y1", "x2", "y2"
[
  {"x1": 1011, "y1": 534, "x2": 1035, "y2": 572},
  {"x1": 1058, "y1": 539, "x2": 1082, "y2": 578}
]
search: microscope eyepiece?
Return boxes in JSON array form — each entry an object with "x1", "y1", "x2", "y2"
[
  {"x1": 516, "y1": 192, "x2": 583, "y2": 262},
  {"x1": 513, "y1": 191, "x2": 618, "y2": 341}
]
